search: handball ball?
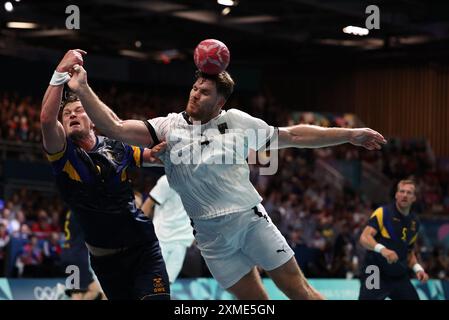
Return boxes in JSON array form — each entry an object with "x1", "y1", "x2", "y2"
[{"x1": 194, "y1": 39, "x2": 230, "y2": 75}]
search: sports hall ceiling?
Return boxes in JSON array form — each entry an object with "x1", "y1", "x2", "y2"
[{"x1": 1, "y1": 0, "x2": 448, "y2": 65}]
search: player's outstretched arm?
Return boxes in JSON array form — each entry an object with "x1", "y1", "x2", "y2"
[
  {"x1": 67, "y1": 64, "x2": 154, "y2": 147},
  {"x1": 41, "y1": 50, "x2": 86, "y2": 153},
  {"x1": 277, "y1": 125, "x2": 386, "y2": 150}
]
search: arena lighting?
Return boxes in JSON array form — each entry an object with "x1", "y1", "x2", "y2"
[
  {"x1": 7, "y1": 21, "x2": 39, "y2": 29},
  {"x1": 118, "y1": 49, "x2": 148, "y2": 59},
  {"x1": 222, "y1": 7, "x2": 231, "y2": 15},
  {"x1": 134, "y1": 40, "x2": 142, "y2": 48},
  {"x1": 217, "y1": 0, "x2": 236, "y2": 6},
  {"x1": 4, "y1": 1, "x2": 13, "y2": 12},
  {"x1": 343, "y1": 25, "x2": 369, "y2": 36}
]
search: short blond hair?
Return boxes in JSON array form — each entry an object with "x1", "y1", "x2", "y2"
[{"x1": 397, "y1": 179, "x2": 417, "y2": 194}]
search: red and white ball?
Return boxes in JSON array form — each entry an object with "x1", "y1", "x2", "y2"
[{"x1": 194, "y1": 39, "x2": 230, "y2": 75}]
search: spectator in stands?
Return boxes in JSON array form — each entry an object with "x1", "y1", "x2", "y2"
[
  {"x1": 16, "y1": 234, "x2": 44, "y2": 277},
  {"x1": 9, "y1": 210, "x2": 26, "y2": 236},
  {"x1": 0, "y1": 223, "x2": 10, "y2": 276},
  {"x1": 42, "y1": 232, "x2": 62, "y2": 276},
  {"x1": 49, "y1": 211, "x2": 62, "y2": 233},
  {"x1": 16, "y1": 223, "x2": 32, "y2": 241},
  {"x1": 427, "y1": 247, "x2": 449, "y2": 280},
  {"x1": 31, "y1": 209, "x2": 53, "y2": 239},
  {"x1": 1, "y1": 207, "x2": 21, "y2": 235}
]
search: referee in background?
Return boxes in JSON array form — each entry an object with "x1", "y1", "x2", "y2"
[{"x1": 358, "y1": 179, "x2": 429, "y2": 300}]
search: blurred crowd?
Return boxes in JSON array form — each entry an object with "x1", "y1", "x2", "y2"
[
  {"x1": 0, "y1": 92, "x2": 42, "y2": 144},
  {"x1": 251, "y1": 146, "x2": 449, "y2": 280},
  {"x1": 0, "y1": 189, "x2": 64, "y2": 277},
  {"x1": 0, "y1": 87, "x2": 448, "y2": 280}
]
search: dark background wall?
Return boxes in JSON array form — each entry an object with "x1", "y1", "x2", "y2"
[{"x1": 265, "y1": 61, "x2": 449, "y2": 156}]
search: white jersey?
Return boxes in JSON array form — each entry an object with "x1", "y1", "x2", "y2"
[
  {"x1": 150, "y1": 175, "x2": 194, "y2": 246},
  {"x1": 147, "y1": 108, "x2": 275, "y2": 220}
]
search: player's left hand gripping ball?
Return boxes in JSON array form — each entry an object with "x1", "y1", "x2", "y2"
[{"x1": 194, "y1": 39, "x2": 230, "y2": 75}]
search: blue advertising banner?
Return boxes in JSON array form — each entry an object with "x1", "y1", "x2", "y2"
[
  {"x1": 0, "y1": 278, "x2": 13, "y2": 300},
  {"x1": 172, "y1": 278, "x2": 449, "y2": 300},
  {"x1": 0, "y1": 278, "x2": 448, "y2": 300},
  {"x1": 7, "y1": 279, "x2": 64, "y2": 300}
]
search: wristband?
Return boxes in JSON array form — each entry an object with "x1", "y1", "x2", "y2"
[
  {"x1": 412, "y1": 263, "x2": 424, "y2": 273},
  {"x1": 374, "y1": 243, "x2": 385, "y2": 253},
  {"x1": 49, "y1": 70, "x2": 71, "y2": 86}
]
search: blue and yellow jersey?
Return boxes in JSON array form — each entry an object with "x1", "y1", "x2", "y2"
[
  {"x1": 46, "y1": 136, "x2": 157, "y2": 249},
  {"x1": 364, "y1": 202, "x2": 420, "y2": 277},
  {"x1": 62, "y1": 210, "x2": 85, "y2": 250}
]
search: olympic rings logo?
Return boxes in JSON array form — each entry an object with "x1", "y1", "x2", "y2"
[{"x1": 34, "y1": 286, "x2": 57, "y2": 300}]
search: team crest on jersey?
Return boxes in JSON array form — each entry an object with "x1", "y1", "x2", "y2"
[
  {"x1": 153, "y1": 277, "x2": 166, "y2": 294},
  {"x1": 218, "y1": 122, "x2": 228, "y2": 134}
]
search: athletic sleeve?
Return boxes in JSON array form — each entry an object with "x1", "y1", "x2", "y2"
[
  {"x1": 146, "y1": 114, "x2": 177, "y2": 145},
  {"x1": 367, "y1": 207, "x2": 383, "y2": 233},
  {"x1": 125, "y1": 144, "x2": 144, "y2": 168},
  {"x1": 149, "y1": 175, "x2": 172, "y2": 206},
  {"x1": 226, "y1": 108, "x2": 276, "y2": 151},
  {"x1": 44, "y1": 139, "x2": 72, "y2": 174}
]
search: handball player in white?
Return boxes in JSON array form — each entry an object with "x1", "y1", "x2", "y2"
[
  {"x1": 141, "y1": 175, "x2": 194, "y2": 284},
  {"x1": 64, "y1": 50, "x2": 386, "y2": 299}
]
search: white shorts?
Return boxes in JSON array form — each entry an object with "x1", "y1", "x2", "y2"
[
  {"x1": 192, "y1": 204, "x2": 294, "y2": 289},
  {"x1": 159, "y1": 241, "x2": 189, "y2": 284}
]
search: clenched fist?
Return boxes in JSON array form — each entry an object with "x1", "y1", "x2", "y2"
[
  {"x1": 380, "y1": 248, "x2": 399, "y2": 264},
  {"x1": 56, "y1": 49, "x2": 87, "y2": 73},
  {"x1": 67, "y1": 64, "x2": 88, "y2": 93},
  {"x1": 416, "y1": 270, "x2": 429, "y2": 283}
]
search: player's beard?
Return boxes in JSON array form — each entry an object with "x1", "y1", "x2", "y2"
[
  {"x1": 187, "y1": 100, "x2": 220, "y2": 123},
  {"x1": 68, "y1": 128, "x2": 90, "y2": 142}
]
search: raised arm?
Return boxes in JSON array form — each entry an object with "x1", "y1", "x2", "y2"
[
  {"x1": 276, "y1": 125, "x2": 386, "y2": 150},
  {"x1": 41, "y1": 50, "x2": 86, "y2": 153},
  {"x1": 40, "y1": 85, "x2": 66, "y2": 153},
  {"x1": 67, "y1": 64, "x2": 153, "y2": 147}
]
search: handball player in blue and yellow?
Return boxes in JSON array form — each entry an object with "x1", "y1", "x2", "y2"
[
  {"x1": 41, "y1": 50, "x2": 170, "y2": 300},
  {"x1": 359, "y1": 179, "x2": 429, "y2": 300}
]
